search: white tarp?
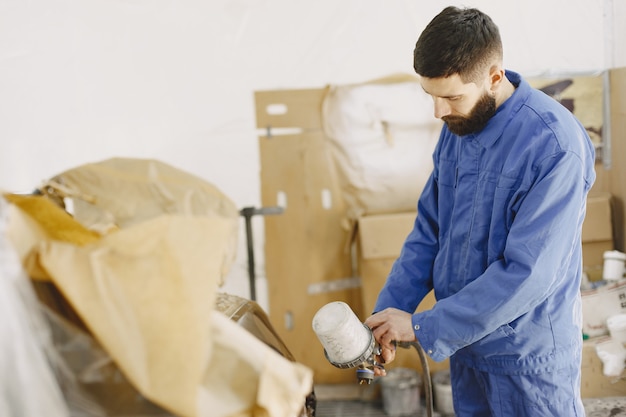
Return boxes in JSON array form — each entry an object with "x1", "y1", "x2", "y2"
[
  {"x1": 322, "y1": 74, "x2": 442, "y2": 219},
  {"x1": 0, "y1": 197, "x2": 70, "y2": 417}
]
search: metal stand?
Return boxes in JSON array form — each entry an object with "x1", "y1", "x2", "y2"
[{"x1": 239, "y1": 206, "x2": 284, "y2": 301}]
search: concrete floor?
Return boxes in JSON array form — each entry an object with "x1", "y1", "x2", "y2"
[
  {"x1": 584, "y1": 397, "x2": 626, "y2": 416},
  {"x1": 314, "y1": 384, "x2": 626, "y2": 417},
  {"x1": 316, "y1": 398, "x2": 626, "y2": 417}
]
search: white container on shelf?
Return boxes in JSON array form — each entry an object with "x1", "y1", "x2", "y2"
[{"x1": 603, "y1": 250, "x2": 626, "y2": 281}]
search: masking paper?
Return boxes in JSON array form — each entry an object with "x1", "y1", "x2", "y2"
[{"x1": 2, "y1": 157, "x2": 313, "y2": 417}]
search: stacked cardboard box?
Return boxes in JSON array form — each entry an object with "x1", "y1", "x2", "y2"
[{"x1": 582, "y1": 193, "x2": 614, "y2": 280}]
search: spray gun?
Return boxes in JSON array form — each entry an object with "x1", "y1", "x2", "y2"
[
  {"x1": 312, "y1": 301, "x2": 435, "y2": 417},
  {"x1": 312, "y1": 301, "x2": 384, "y2": 384}
]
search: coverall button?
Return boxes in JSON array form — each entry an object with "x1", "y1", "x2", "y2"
[
  {"x1": 427, "y1": 349, "x2": 433, "y2": 355},
  {"x1": 414, "y1": 324, "x2": 420, "y2": 330}
]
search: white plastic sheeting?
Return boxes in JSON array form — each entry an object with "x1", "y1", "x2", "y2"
[
  {"x1": 0, "y1": 198, "x2": 69, "y2": 417},
  {"x1": 322, "y1": 75, "x2": 441, "y2": 218}
]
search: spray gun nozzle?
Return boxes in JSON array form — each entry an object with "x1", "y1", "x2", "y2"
[{"x1": 356, "y1": 367, "x2": 375, "y2": 384}]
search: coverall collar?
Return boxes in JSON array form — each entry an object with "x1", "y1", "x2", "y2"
[{"x1": 465, "y1": 70, "x2": 531, "y2": 149}]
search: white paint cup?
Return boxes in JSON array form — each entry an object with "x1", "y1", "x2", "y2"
[
  {"x1": 603, "y1": 250, "x2": 626, "y2": 281},
  {"x1": 312, "y1": 301, "x2": 370, "y2": 365}
]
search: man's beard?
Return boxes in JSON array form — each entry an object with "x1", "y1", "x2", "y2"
[{"x1": 442, "y1": 92, "x2": 496, "y2": 136}]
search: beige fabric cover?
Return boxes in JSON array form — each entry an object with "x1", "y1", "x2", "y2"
[{"x1": 3, "y1": 157, "x2": 313, "y2": 417}]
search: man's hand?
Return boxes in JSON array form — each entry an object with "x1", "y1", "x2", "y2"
[{"x1": 364, "y1": 308, "x2": 416, "y2": 376}]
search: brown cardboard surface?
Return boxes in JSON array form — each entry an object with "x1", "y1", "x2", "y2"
[
  {"x1": 357, "y1": 211, "x2": 416, "y2": 319},
  {"x1": 583, "y1": 241, "x2": 615, "y2": 271},
  {"x1": 582, "y1": 193, "x2": 613, "y2": 243},
  {"x1": 260, "y1": 130, "x2": 362, "y2": 384},
  {"x1": 581, "y1": 193, "x2": 614, "y2": 268},
  {"x1": 581, "y1": 337, "x2": 626, "y2": 398},
  {"x1": 359, "y1": 256, "x2": 394, "y2": 317},
  {"x1": 590, "y1": 161, "x2": 610, "y2": 198},
  {"x1": 257, "y1": 88, "x2": 364, "y2": 385},
  {"x1": 358, "y1": 212, "x2": 416, "y2": 260},
  {"x1": 255, "y1": 87, "x2": 326, "y2": 130}
]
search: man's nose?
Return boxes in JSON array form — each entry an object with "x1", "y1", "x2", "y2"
[{"x1": 433, "y1": 98, "x2": 451, "y2": 119}]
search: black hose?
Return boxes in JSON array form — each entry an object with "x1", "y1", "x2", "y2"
[{"x1": 397, "y1": 341, "x2": 434, "y2": 417}]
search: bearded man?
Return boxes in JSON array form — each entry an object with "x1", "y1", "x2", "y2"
[{"x1": 365, "y1": 6, "x2": 595, "y2": 417}]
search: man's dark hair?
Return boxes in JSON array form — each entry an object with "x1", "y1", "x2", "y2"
[{"x1": 413, "y1": 6, "x2": 503, "y2": 83}]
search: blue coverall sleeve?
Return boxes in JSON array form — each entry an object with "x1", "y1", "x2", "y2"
[{"x1": 412, "y1": 150, "x2": 588, "y2": 361}]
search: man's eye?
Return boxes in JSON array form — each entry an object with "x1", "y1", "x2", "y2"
[{"x1": 448, "y1": 96, "x2": 462, "y2": 102}]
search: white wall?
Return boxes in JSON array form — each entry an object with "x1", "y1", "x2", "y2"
[{"x1": 1, "y1": 0, "x2": 622, "y2": 311}]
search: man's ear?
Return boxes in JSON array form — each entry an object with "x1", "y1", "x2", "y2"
[{"x1": 489, "y1": 65, "x2": 505, "y2": 93}]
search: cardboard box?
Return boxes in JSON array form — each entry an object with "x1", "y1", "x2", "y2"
[
  {"x1": 358, "y1": 212, "x2": 416, "y2": 316},
  {"x1": 581, "y1": 336, "x2": 626, "y2": 398},
  {"x1": 357, "y1": 211, "x2": 449, "y2": 374},
  {"x1": 582, "y1": 193, "x2": 614, "y2": 269}
]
